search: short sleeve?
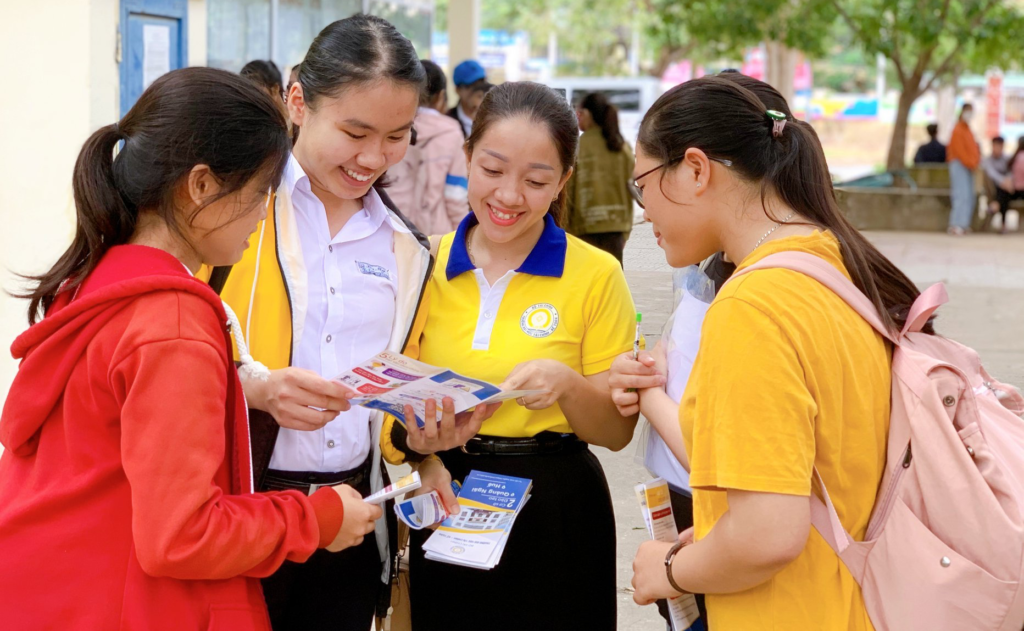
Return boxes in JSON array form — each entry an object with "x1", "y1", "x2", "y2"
[
  {"x1": 580, "y1": 262, "x2": 637, "y2": 375},
  {"x1": 686, "y1": 296, "x2": 817, "y2": 496}
]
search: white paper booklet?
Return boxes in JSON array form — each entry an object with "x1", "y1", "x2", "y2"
[
  {"x1": 333, "y1": 351, "x2": 544, "y2": 427},
  {"x1": 364, "y1": 471, "x2": 421, "y2": 505},
  {"x1": 635, "y1": 478, "x2": 705, "y2": 631},
  {"x1": 422, "y1": 470, "x2": 532, "y2": 570}
]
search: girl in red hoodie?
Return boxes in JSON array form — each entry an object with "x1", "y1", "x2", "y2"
[{"x1": 0, "y1": 67, "x2": 381, "y2": 631}]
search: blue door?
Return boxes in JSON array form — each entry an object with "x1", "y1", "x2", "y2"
[{"x1": 120, "y1": 0, "x2": 188, "y2": 116}]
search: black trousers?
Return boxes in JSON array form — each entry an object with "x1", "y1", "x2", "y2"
[
  {"x1": 995, "y1": 187, "x2": 1024, "y2": 218},
  {"x1": 656, "y1": 489, "x2": 709, "y2": 629},
  {"x1": 409, "y1": 443, "x2": 617, "y2": 631},
  {"x1": 260, "y1": 465, "x2": 385, "y2": 631},
  {"x1": 578, "y1": 231, "x2": 629, "y2": 266}
]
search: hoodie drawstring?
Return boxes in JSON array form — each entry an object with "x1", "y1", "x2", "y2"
[{"x1": 222, "y1": 300, "x2": 271, "y2": 382}]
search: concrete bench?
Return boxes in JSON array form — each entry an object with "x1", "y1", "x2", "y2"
[{"x1": 835, "y1": 186, "x2": 953, "y2": 231}]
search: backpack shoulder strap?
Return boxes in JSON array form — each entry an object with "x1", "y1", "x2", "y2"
[{"x1": 730, "y1": 252, "x2": 898, "y2": 344}]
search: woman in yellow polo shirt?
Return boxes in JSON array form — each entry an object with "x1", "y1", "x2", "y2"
[
  {"x1": 625, "y1": 76, "x2": 928, "y2": 629},
  {"x1": 384, "y1": 82, "x2": 639, "y2": 631}
]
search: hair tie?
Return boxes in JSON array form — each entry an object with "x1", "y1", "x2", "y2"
[
  {"x1": 766, "y1": 110, "x2": 787, "y2": 138},
  {"x1": 112, "y1": 123, "x2": 128, "y2": 141}
]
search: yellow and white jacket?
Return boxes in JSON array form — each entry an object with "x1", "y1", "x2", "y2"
[{"x1": 201, "y1": 182, "x2": 433, "y2": 584}]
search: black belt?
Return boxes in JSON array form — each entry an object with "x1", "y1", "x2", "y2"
[
  {"x1": 459, "y1": 432, "x2": 585, "y2": 456},
  {"x1": 262, "y1": 454, "x2": 372, "y2": 495}
]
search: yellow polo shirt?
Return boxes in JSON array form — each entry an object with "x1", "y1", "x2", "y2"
[
  {"x1": 408, "y1": 213, "x2": 637, "y2": 438},
  {"x1": 682, "y1": 231, "x2": 889, "y2": 630}
]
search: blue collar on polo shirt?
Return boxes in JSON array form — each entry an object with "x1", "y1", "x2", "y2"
[{"x1": 446, "y1": 212, "x2": 567, "y2": 280}]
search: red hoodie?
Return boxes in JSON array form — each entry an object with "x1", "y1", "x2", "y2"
[{"x1": 0, "y1": 245, "x2": 344, "y2": 630}]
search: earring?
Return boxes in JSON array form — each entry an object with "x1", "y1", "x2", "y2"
[{"x1": 696, "y1": 182, "x2": 702, "y2": 188}]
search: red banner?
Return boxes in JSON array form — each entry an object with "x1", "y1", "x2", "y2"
[{"x1": 986, "y1": 73, "x2": 1003, "y2": 140}]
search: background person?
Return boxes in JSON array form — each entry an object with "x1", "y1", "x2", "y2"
[
  {"x1": 387, "y1": 59, "x2": 470, "y2": 236},
  {"x1": 914, "y1": 123, "x2": 947, "y2": 164},
  {"x1": 981, "y1": 136, "x2": 1018, "y2": 233},
  {"x1": 565, "y1": 92, "x2": 635, "y2": 265},
  {"x1": 447, "y1": 59, "x2": 491, "y2": 138},
  {"x1": 946, "y1": 104, "x2": 980, "y2": 235},
  {"x1": 241, "y1": 59, "x2": 287, "y2": 116}
]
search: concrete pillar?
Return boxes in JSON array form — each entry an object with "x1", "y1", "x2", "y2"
[
  {"x1": 446, "y1": 0, "x2": 480, "y2": 105},
  {"x1": 189, "y1": 0, "x2": 208, "y2": 67},
  {"x1": 936, "y1": 82, "x2": 958, "y2": 144}
]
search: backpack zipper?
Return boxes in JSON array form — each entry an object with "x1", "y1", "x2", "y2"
[{"x1": 865, "y1": 443, "x2": 912, "y2": 541}]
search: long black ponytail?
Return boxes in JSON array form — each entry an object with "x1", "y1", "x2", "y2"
[
  {"x1": 580, "y1": 92, "x2": 625, "y2": 153},
  {"x1": 638, "y1": 76, "x2": 928, "y2": 335}
]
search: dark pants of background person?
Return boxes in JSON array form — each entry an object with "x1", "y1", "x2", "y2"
[
  {"x1": 657, "y1": 488, "x2": 709, "y2": 629},
  {"x1": 578, "y1": 231, "x2": 629, "y2": 266},
  {"x1": 260, "y1": 459, "x2": 385, "y2": 631},
  {"x1": 995, "y1": 187, "x2": 1024, "y2": 220}
]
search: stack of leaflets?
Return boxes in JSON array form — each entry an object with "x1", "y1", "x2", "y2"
[
  {"x1": 333, "y1": 351, "x2": 543, "y2": 427},
  {"x1": 422, "y1": 470, "x2": 532, "y2": 570},
  {"x1": 635, "y1": 478, "x2": 706, "y2": 631}
]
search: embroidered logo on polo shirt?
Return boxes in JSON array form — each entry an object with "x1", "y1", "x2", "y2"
[
  {"x1": 520, "y1": 304, "x2": 559, "y2": 338},
  {"x1": 356, "y1": 261, "x2": 392, "y2": 280}
]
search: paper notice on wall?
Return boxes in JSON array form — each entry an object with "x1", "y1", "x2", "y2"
[{"x1": 143, "y1": 24, "x2": 171, "y2": 90}]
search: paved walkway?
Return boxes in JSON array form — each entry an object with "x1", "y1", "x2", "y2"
[{"x1": 607, "y1": 224, "x2": 1024, "y2": 629}]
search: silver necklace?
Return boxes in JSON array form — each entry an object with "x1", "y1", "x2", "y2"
[{"x1": 753, "y1": 212, "x2": 796, "y2": 250}]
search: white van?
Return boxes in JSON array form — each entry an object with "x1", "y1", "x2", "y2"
[{"x1": 541, "y1": 77, "x2": 664, "y2": 148}]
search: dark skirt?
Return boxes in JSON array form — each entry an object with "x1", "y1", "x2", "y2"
[{"x1": 409, "y1": 443, "x2": 617, "y2": 631}]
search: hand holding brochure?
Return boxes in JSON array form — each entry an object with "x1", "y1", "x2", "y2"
[
  {"x1": 333, "y1": 351, "x2": 545, "y2": 427},
  {"x1": 395, "y1": 480, "x2": 463, "y2": 530},
  {"x1": 635, "y1": 478, "x2": 705, "y2": 631},
  {"x1": 422, "y1": 470, "x2": 532, "y2": 570}
]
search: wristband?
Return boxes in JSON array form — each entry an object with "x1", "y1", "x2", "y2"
[{"x1": 664, "y1": 540, "x2": 691, "y2": 595}]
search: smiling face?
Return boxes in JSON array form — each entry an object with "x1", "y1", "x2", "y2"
[
  {"x1": 288, "y1": 80, "x2": 418, "y2": 204},
  {"x1": 466, "y1": 115, "x2": 572, "y2": 246},
  {"x1": 634, "y1": 145, "x2": 721, "y2": 268}
]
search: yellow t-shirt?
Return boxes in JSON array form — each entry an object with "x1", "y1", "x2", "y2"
[
  {"x1": 681, "y1": 231, "x2": 890, "y2": 630},
  {"x1": 411, "y1": 215, "x2": 637, "y2": 437}
]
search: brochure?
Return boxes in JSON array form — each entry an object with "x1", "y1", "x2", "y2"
[
  {"x1": 333, "y1": 351, "x2": 544, "y2": 427},
  {"x1": 635, "y1": 478, "x2": 705, "y2": 631},
  {"x1": 395, "y1": 481, "x2": 463, "y2": 530},
  {"x1": 364, "y1": 471, "x2": 421, "y2": 505},
  {"x1": 422, "y1": 470, "x2": 532, "y2": 570}
]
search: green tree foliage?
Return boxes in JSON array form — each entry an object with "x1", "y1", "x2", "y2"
[
  {"x1": 817, "y1": 0, "x2": 1024, "y2": 168},
  {"x1": 646, "y1": 0, "x2": 1023, "y2": 168}
]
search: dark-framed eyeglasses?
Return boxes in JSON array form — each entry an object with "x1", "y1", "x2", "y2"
[{"x1": 628, "y1": 157, "x2": 733, "y2": 208}]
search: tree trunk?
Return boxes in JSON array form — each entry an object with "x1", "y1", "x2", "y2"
[
  {"x1": 887, "y1": 86, "x2": 919, "y2": 171},
  {"x1": 652, "y1": 46, "x2": 681, "y2": 78},
  {"x1": 765, "y1": 41, "x2": 798, "y2": 106}
]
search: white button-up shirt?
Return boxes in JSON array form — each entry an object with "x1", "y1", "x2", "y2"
[{"x1": 268, "y1": 155, "x2": 398, "y2": 473}]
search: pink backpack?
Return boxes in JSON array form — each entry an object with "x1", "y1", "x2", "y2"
[{"x1": 735, "y1": 252, "x2": 1024, "y2": 631}]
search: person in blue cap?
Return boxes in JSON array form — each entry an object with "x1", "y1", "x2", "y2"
[{"x1": 447, "y1": 59, "x2": 492, "y2": 138}]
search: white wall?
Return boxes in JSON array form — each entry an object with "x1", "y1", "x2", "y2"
[{"x1": 0, "y1": 0, "x2": 120, "y2": 412}]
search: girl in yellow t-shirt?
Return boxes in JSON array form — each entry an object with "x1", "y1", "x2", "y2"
[
  {"x1": 624, "y1": 76, "x2": 927, "y2": 630},
  {"x1": 384, "y1": 82, "x2": 639, "y2": 631}
]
